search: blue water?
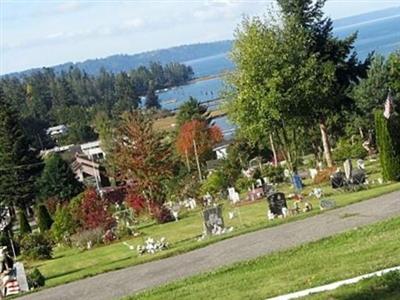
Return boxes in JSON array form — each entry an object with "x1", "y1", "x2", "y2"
[
  {"x1": 158, "y1": 77, "x2": 224, "y2": 110},
  {"x1": 183, "y1": 53, "x2": 234, "y2": 78}
]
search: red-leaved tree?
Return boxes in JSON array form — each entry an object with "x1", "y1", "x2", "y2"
[
  {"x1": 80, "y1": 189, "x2": 115, "y2": 230},
  {"x1": 113, "y1": 111, "x2": 174, "y2": 222},
  {"x1": 176, "y1": 119, "x2": 223, "y2": 164}
]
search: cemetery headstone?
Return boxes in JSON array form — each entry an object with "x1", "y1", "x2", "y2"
[
  {"x1": 203, "y1": 205, "x2": 224, "y2": 235},
  {"x1": 15, "y1": 262, "x2": 28, "y2": 292},
  {"x1": 320, "y1": 199, "x2": 336, "y2": 210},
  {"x1": 352, "y1": 169, "x2": 366, "y2": 185},
  {"x1": 357, "y1": 159, "x2": 365, "y2": 170},
  {"x1": 266, "y1": 192, "x2": 287, "y2": 216},
  {"x1": 228, "y1": 187, "x2": 240, "y2": 204},
  {"x1": 343, "y1": 159, "x2": 353, "y2": 181},
  {"x1": 263, "y1": 184, "x2": 274, "y2": 196},
  {"x1": 331, "y1": 172, "x2": 345, "y2": 189},
  {"x1": 309, "y1": 168, "x2": 318, "y2": 181}
]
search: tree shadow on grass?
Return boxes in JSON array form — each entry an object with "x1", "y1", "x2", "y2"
[{"x1": 45, "y1": 268, "x2": 86, "y2": 280}]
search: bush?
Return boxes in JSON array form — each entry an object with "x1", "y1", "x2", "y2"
[
  {"x1": 51, "y1": 206, "x2": 76, "y2": 244},
  {"x1": 333, "y1": 138, "x2": 368, "y2": 162},
  {"x1": 70, "y1": 228, "x2": 104, "y2": 250},
  {"x1": 20, "y1": 233, "x2": 53, "y2": 260},
  {"x1": 18, "y1": 210, "x2": 32, "y2": 235},
  {"x1": 150, "y1": 203, "x2": 174, "y2": 224},
  {"x1": 261, "y1": 165, "x2": 285, "y2": 183},
  {"x1": 235, "y1": 176, "x2": 254, "y2": 192},
  {"x1": 36, "y1": 205, "x2": 53, "y2": 233},
  {"x1": 201, "y1": 170, "x2": 228, "y2": 196},
  {"x1": 68, "y1": 193, "x2": 84, "y2": 228},
  {"x1": 0, "y1": 232, "x2": 19, "y2": 256},
  {"x1": 27, "y1": 268, "x2": 45, "y2": 289},
  {"x1": 80, "y1": 189, "x2": 115, "y2": 230},
  {"x1": 125, "y1": 193, "x2": 147, "y2": 215}
]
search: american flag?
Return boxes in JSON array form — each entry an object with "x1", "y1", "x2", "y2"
[
  {"x1": 5, "y1": 278, "x2": 20, "y2": 295},
  {"x1": 383, "y1": 91, "x2": 393, "y2": 119}
]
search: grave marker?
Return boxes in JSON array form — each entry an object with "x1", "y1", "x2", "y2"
[
  {"x1": 320, "y1": 199, "x2": 336, "y2": 210},
  {"x1": 266, "y1": 192, "x2": 287, "y2": 216},
  {"x1": 203, "y1": 205, "x2": 224, "y2": 235}
]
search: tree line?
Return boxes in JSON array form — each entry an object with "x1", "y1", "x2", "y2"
[{"x1": 0, "y1": 62, "x2": 193, "y2": 148}]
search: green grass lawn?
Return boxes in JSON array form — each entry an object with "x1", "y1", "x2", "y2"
[
  {"x1": 305, "y1": 270, "x2": 400, "y2": 300},
  {"x1": 26, "y1": 160, "x2": 400, "y2": 289},
  {"x1": 126, "y1": 216, "x2": 400, "y2": 300}
]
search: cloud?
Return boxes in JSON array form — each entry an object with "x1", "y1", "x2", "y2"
[
  {"x1": 193, "y1": 1, "x2": 248, "y2": 22},
  {"x1": 56, "y1": 1, "x2": 83, "y2": 14},
  {"x1": 3, "y1": 18, "x2": 146, "y2": 52}
]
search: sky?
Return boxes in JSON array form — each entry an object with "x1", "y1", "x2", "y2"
[{"x1": 1, "y1": 0, "x2": 400, "y2": 75}]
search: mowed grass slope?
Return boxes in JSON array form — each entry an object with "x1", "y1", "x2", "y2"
[
  {"x1": 27, "y1": 160, "x2": 400, "y2": 288},
  {"x1": 128, "y1": 216, "x2": 400, "y2": 300}
]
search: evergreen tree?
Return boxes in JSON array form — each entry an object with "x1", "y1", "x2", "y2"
[
  {"x1": 51, "y1": 205, "x2": 75, "y2": 243},
  {"x1": 375, "y1": 110, "x2": 400, "y2": 181},
  {"x1": 145, "y1": 81, "x2": 161, "y2": 109},
  {"x1": 0, "y1": 87, "x2": 41, "y2": 209},
  {"x1": 176, "y1": 97, "x2": 211, "y2": 128},
  {"x1": 114, "y1": 72, "x2": 140, "y2": 116},
  {"x1": 37, "y1": 153, "x2": 82, "y2": 203},
  {"x1": 18, "y1": 210, "x2": 32, "y2": 235},
  {"x1": 36, "y1": 204, "x2": 53, "y2": 233}
]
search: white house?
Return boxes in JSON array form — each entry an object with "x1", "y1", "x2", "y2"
[
  {"x1": 46, "y1": 125, "x2": 68, "y2": 137},
  {"x1": 212, "y1": 140, "x2": 232, "y2": 160},
  {"x1": 80, "y1": 140, "x2": 105, "y2": 160}
]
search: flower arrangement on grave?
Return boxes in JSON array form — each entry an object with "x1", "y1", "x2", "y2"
[
  {"x1": 113, "y1": 203, "x2": 138, "y2": 238},
  {"x1": 137, "y1": 237, "x2": 168, "y2": 255}
]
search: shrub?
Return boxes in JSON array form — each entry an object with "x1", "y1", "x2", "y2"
[
  {"x1": 375, "y1": 111, "x2": 400, "y2": 181},
  {"x1": 235, "y1": 176, "x2": 254, "y2": 192},
  {"x1": 261, "y1": 165, "x2": 285, "y2": 183},
  {"x1": 18, "y1": 210, "x2": 31, "y2": 235},
  {"x1": 68, "y1": 193, "x2": 84, "y2": 228},
  {"x1": 51, "y1": 206, "x2": 76, "y2": 244},
  {"x1": 0, "y1": 232, "x2": 16, "y2": 257},
  {"x1": 80, "y1": 189, "x2": 115, "y2": 230},
  {"x1": 313, "y1": 167, "x2": 337, "y2": 184},
  {"x1": 201, "y1": 170, "x2": 228, "y2": 197},
  {"x1": 150, "y1": 203, "x2": 174, "y2": 224},
  {"x1": 70, "y1": 228, "x2": 104, "y2": 250},
  {"x1": 20, "y1": 233, "x2": 52, "y2": 260},
  {"x1": 36, "y1": 205, "x2": 53, "y2": 233},
  {"x1": 125, "y1": 193, "x2": 147, "y2": 215},
  {"x1": 27, "y1": 268, "x2": 45, "y2": 289},
  {"x1": 333, "y1": 138, "x2": 368, "y2": 162}
]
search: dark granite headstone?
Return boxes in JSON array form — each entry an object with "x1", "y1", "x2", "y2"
[
  {"x1": 331, "y1": 172, "x2": 345, "y2": 189},
  {"x1": 352, "y1": 169, "x2": 366, "y2": 185},
  {"x1": 203, "y1": 205, "x2": 224, "y2": 235},
  {"x1": 266, "y1": 192, "x2": 287, "y2": 215}
]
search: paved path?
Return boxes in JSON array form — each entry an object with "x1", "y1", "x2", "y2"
[{"x1": 21, "y1": 191, "x2": 400, "y2": 300}]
